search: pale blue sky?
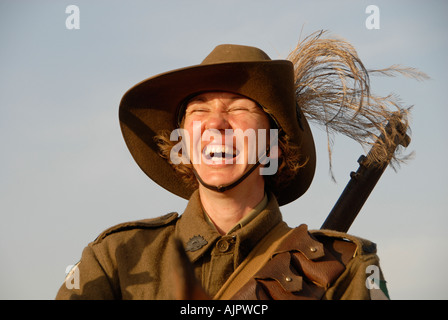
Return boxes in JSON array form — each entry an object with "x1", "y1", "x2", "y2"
[{"x1": 1, "y1": 0, "x2": 447, "y2": 299}]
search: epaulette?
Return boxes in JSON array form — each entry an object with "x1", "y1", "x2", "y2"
[
  {"x1": 93, "y1": 212, "x2": 179, "y2": 243},
  {"x1": 310, "y1": 228, "x2": 377, "y2": 257}
]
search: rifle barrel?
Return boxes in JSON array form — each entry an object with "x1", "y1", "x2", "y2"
[
  {"x1": 320, "y1": 120, "x2": 410, "y2": 232},
  {"x1": 320, "y1": 156, "x2": 387, "y2": 232}
]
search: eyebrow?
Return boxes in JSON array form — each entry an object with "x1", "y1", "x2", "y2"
[
  {"x1": 177, "y1": 93, "x2": 253, "y2": 126},
  {"x1": 188, "y1": 94, "x2": 244, "y2": 104}
]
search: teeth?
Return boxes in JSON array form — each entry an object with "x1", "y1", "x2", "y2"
[{"x1": 203, "y1": 145, "x2": 237, "y2": 159}]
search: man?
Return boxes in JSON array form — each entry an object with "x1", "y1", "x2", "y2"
[{"x1": 56, "y1": 41, "x2": 392, "y2": 300}]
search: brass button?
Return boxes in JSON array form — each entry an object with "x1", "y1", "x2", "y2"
[
  {"x1": 217, "y1": 239, "x2": 230, "y2": 252},
  {"x1": 285, "y1": 277, "x2": 292, "y2": 282},
  {"x1": 310, "y1": 247, "x2": 317, "y2": 253}
]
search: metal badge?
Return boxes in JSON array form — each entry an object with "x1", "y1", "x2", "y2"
[{"x1": 185, "y1": 235, "x2": 208, "y2": 252}]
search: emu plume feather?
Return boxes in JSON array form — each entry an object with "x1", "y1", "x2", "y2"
[{"x1": 288, "y1": 30, "x2": 428, "y2": 180}]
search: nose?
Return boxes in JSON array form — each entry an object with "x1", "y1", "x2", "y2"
[{"x1": 204, "y1": 110, "x2": 231, "y2": 131}]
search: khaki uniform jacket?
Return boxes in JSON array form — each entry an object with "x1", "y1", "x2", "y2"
[{"x1": 56, "y1": 191, "x2": 389, "y2": 300}]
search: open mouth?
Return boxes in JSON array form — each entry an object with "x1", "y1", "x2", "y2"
[{"x1": 202, "y1": 144, "x2": 240, "y2": 162}]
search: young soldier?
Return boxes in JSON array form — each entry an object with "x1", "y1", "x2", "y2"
[{"x1": 56, "y1": 37, "x2": 409, "y2": 300}]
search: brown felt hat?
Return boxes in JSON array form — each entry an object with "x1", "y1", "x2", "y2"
[{"x1": 119, "y1": 44, "x2": 316, "y2": 206}]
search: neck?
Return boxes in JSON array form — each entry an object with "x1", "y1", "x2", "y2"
[{"x1": 198, "y1": 175, "x2": 265, "y2": 235}]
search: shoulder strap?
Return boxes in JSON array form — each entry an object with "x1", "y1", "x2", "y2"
[
  {"x1": 94, "y1": 212, "x2": 178, "y2": 243},
  {"x1": 311, "y1": 229, "x2": 377, "y2": 256},
  {"x1": 213, "y1": 221, "x2": 292, "y2": 300}
]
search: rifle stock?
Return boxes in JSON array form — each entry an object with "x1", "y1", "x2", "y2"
[{"x1": 320, "y1": 121, "x2": 411, "y2": 232}]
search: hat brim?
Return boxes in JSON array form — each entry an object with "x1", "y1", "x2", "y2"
[{"x1": 119, "y1": 60, "x2": 316, "y2": 206}]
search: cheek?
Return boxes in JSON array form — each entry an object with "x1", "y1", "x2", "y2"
[
  {"x1": 229, "y1": 117, "x2": 261, "y2": 131},
  {"x1": 237, "y1": 112, "x2": 271, "y2": 129},
  {"x1": 258, "y1": 114, "x2": 272, "y2": 130},
  {"x1": 182, "y1": 121, "x2": 202, "y2": 157}
]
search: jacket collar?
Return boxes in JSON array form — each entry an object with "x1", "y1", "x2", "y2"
[{"x1": 175, "y1": 190, "x2": 284, "y2": 264}]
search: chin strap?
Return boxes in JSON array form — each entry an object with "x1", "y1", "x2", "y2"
[{"x1": 192, "y1": 146, "x2": 271, "y2": 193}]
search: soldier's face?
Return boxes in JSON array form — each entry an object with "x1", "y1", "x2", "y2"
[{"x1": 183, "y1": 92, "x2": 271, "y2": 189}]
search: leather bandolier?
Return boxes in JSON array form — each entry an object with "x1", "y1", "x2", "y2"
[{"x1": 223, "y1": 224, "x2": 359, "y2": 300}]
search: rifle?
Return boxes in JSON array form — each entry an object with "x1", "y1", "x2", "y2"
[{"x1": 320, "y1": 120, "x2": 411, "y2": 232}]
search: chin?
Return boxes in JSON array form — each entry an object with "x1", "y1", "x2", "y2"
[{"x1": 196, "y1": 169, "x2": 245, "y2": 187}]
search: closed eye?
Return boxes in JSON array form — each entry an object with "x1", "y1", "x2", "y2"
[
  {"x1": 185, "y1": 106, "x2": 210, "y2": 115},
  {"x1": 229, "y1": 107, "x2": 248, "y2": 112}
]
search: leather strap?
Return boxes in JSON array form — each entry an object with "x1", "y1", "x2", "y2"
[
  {"x1": 215, "y1": 224, "x2": 357, "y2": 300},
  {"x1": 192, "y1": 160, "x2": 262, "y2": 193},
  {"x1": 213, "y1": 221, "x2": 292, "y2": 300},
  {"x1": 192, "y1": 145, "x2": 271, "y2": 193}
]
